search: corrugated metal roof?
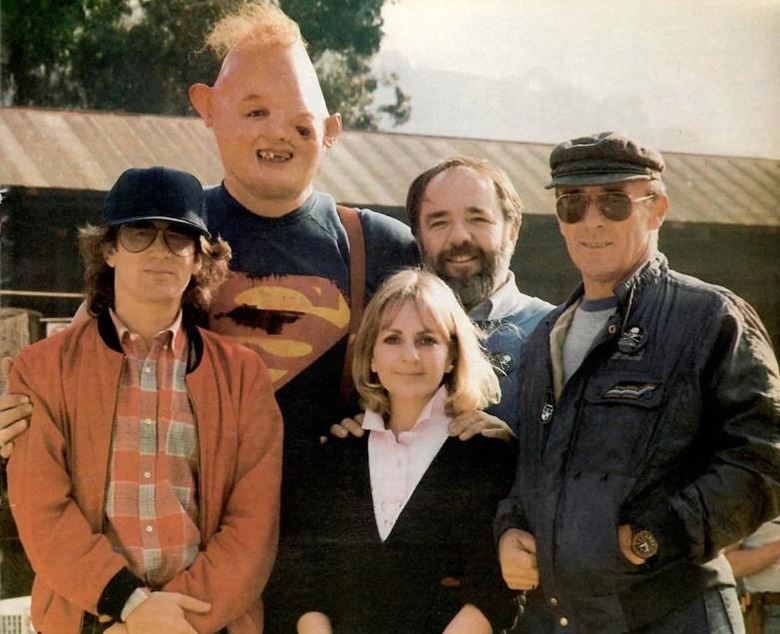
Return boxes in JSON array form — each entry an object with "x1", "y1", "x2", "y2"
[{"x1": 1, "y1": 106, "x2": 778, "y2": 226}]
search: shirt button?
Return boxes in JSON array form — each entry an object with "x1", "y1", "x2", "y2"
[
  {"x1": 143, "y1": 472, "x2": 152, "y2": 479},
  {"x1": 143, "y1": 365, "x2": 152, "y2": 373},
  {"x1": 143, "y1": 419, "x2": 153, "y2": 425},
  {"x1": 549, "y1": 597, "x2": 558, "y2": 607},
  {"x1": 559, "y1": 617, "x2": 569, "y2": 627},
  {"x1": 145, "y1": 525, "x2": 153, "y2": 533}
]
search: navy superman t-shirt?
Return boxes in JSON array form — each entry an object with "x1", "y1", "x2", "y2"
[{"x1": 205, "y1": 184, "x2": 419, "y2": 511}]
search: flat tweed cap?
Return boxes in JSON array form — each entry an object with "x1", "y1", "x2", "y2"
[{"x1": 546, "y1": 131, "x2": 665, "y2": 189}]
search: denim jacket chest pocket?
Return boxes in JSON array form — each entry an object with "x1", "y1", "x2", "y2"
[{"x1": 567, "y1": 372, "x2": 665, "y2": 475}]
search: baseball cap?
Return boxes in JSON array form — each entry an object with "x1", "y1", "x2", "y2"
[{"x1": 103, "y1": 166, "x2": 210, "y2": 238}]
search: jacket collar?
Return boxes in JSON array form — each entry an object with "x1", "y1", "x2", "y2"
[
  {"x1": 613, "y1": 252, "x2": 668, "y2": 303},
  {"x1": 541, "y1": 252, "x2": 669, "y2": 333},
  {"x1": 559, "y1": 252, "x2": 668, "y2": 310},
  {"x1": 96, "y1": 309, "x2": 204, "y2": 374}
]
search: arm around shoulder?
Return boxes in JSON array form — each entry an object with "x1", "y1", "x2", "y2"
[{"x1": 357, "y1": 208, "x2": 420, "y2": 275}]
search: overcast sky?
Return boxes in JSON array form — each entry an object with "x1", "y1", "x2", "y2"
[{"x1": 375, "y1": 0, "x2": 780, "y2": 159}]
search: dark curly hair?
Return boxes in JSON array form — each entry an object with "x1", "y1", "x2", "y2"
[{"x1": 78, "y1": 224, "x2": 232, "y2": 327}]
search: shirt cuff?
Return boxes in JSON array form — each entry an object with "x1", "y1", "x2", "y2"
[
  {"x1": 97, "y1": 568, "x2": 145, "y2": 621},
  {"x1": 121, "y1": 587, "x2": 151, "y2": 622}
]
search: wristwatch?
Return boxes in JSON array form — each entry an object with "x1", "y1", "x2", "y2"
[{"x1": 631, "y1": 528, "x2": 659, "y2": 559}]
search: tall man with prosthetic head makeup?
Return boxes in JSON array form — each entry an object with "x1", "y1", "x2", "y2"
[
  {"x1": 187, "y1": 3, "x2": 418, "y2": 632},
  {"x1": 0, "y1": 3, "x2": 417, "y2": 630}
]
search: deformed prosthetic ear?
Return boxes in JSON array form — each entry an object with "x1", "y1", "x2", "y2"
[{"x1": 323, "y1": 112, "x2": 342, "y2": 149}]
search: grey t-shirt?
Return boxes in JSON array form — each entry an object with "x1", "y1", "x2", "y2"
[{"x1": 562, "y1": 297, "x2": 618, "y2": 382}]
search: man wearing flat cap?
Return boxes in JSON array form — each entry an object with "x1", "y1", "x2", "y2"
[
  {"x1": 6, "y1": 167, "x2": 283, "y2": 633},
  {"x1": 495, "y1": 132, "x2": 780, "y2": 632}
]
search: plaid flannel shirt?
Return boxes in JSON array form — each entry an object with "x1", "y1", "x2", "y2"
[{"x1": 104, "y1": 310, "x2": 200, "y2": 589}]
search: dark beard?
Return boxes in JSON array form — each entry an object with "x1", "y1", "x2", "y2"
[
  {"x1": 438, "y1": 271, "x2": 496, "y2": 312},
  {"x1": 427, "y1": 244, "x2": 503, "y2": 311}
]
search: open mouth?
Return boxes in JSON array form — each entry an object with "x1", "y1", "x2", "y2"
[
  {"x1": 447, "y1": 254, "x2": 478, "y2": 263},
  {"x1": 441, "y1": 244, "x2": 483, "y2": 266},
  {"x1": 256, "y1": 150, "x2": 293, "y2": 162}
]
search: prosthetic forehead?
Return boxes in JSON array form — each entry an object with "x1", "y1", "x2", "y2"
[{"x1": 215, "y1": 41, "x2": 330, "y2": 123}]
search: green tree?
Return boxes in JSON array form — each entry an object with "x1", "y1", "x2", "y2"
[
  {"x1": 1, "y1": 1, "x2": 126, "y2": 107},
  {"x1": 0, "y1": 0, "x2": 410, "y2": 129}
]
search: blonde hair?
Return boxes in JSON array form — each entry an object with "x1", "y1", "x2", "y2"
[
  {"x1": 353, "y1": 268, "x2": 500, "y2": 418},
  {"x1": 205, "y1": 1, "x2": 303, "y2": 60}
]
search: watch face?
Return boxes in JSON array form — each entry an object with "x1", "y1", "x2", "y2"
[{"x1": 632, "y1": 529, "x2": 659, "y2": 558}]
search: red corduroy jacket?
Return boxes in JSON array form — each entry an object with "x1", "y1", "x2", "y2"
[{"x1": 8, "y1": 314, "x2": 283, "y2": 633}]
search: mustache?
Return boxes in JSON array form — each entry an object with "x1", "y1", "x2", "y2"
[{"x1": 439, "y1": 242, "x2": 486, "y2": 261}]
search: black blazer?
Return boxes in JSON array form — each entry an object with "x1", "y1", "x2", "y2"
[{"x1": 301, "y1": 430, "x2": 517, "y2": 633}]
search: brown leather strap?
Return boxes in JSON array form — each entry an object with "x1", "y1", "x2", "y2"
[
  {"x1": 336, "y1": 205, "x2": 366, "y2": 415},
  {"x1": 744, "y1": 592, "x2": 767, "y2": 634}
]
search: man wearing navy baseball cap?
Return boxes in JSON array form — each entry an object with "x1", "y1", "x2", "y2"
[
  {"x1": 6, "y1": 166, "x2": 283, "y2": 633},
  {"x1": 102, "y1": 166, "x2": 212, "y2": 239},
  {"x1": 495, "y1": 132, "x2": 780, "y2": 632}
]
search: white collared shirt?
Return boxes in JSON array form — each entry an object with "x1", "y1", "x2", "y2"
[
  {"x1": 468, "y1": 272, "x2": 542, "y2": 321},
  {"x1": 364, "y1": 387, "x2": 450, "y2": 542}
]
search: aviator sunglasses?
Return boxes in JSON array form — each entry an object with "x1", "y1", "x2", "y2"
[
  {"x1": 555, "y1": 192, "x2": 655, "y2": 224},
  {"x1": 117, "y1": 220, "x2": 198, "y2": 256}
]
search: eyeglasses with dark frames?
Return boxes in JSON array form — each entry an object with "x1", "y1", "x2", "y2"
[
  {"x1": 555, "y1": 192, "x2": 655, "y2": 224},
  {"x1": 117, "y1": 221, "x2": 198, "y2": 256}
]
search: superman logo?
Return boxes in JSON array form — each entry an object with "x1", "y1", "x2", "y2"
[{"x1": 209, "y1": 272, "x2": 350, "y2": 389}]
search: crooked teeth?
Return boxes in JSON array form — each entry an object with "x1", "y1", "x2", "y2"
[{"x1": 257, "y1": 150, "x2": 292, "y2": 162}]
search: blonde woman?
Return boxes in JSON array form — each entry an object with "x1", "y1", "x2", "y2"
[{"x1": 297, "y1": 269, "x2": 515, "y2": 633}]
